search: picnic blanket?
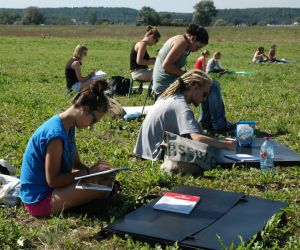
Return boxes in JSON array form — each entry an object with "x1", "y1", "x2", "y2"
[{"x1": 227, "y1": 70, "x2": 256, "y2": 75}]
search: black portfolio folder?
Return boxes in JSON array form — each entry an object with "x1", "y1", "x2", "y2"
[
  {"x1": 215, "y1": 138, "x2": 300, "y2": 167},
  {"x1": 102, "y1": 186, "x2": 287, "y2": 250}
]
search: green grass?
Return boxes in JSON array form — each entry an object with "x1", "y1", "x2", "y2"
[{"x1": 0, "y1": 25, "x2": 300, "y2": 249}]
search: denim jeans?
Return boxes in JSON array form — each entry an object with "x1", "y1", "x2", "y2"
[{"x1": 200, "y1": 80, "x2": 227, "y2": 130}]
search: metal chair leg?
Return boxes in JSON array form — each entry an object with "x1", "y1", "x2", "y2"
[
  {"x1": 141, "y1": 80, "x2": 153, "y2": 115},
  {"x1": 128, "y1": 79, "x2": 134, "y2": 97}
]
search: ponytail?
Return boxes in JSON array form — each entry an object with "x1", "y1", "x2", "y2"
[
  {"x1": 202, "y1": 49, "x2": 210, "y2": 56},
  {"x1": 186, "y1": 23, "x2": 209, "y2": 45},
  {"x1": 72, "y1": 80, "x2": 124, "y2": 118},
  {"x1": 73, "y1": 44, "x2": 88, "y2": 60},
  {"x1": 159, "y1": 69, "x2": 211, "y2": 100},
  {"x1": 146, "y1": 25, "x2": 154, "y2": 32},
  {"x1": 145, "y1": 26, "x2": 161, "y2": 40}
]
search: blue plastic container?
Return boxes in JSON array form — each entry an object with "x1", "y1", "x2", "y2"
[{"x1": 236, "y1": 121, "x2": 256, "y2": 147}]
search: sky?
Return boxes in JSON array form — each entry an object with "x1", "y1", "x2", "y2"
[{"x1": 1, "y1": 0, "x2": 300, "y2": 13}]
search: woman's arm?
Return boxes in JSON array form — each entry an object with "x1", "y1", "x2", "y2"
[
  {"x1": 254, "y1": 51, "x2": 259, "y2": 57},
  {"x1": 72, "y1": 61, "x2": 91, "y2": 82},
  {"x1": 73, "y1": 149, "x2": 89, "y2": 172},
  {"x1": 45, "y1": 139, "x2": 88, "y2": 189},
  {"x1": 190, "y1": 133, "x2": 236, "y2": 151},
  {"x1": 162, "y1": 39, "x2": 188, "y2": 76},
  {"x1": 216, "y1": 60, "x2": 225, "y2": 71},
  {"x1": 136, "y1": 42, "x2": 155, "y2": 66}
]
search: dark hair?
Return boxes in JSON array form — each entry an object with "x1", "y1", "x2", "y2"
[
  {"x1": 178, "y1": 77, "x2": 186, "y2": 92},
  {"x1": 72, "y1": 80, "x2": 109, "y2": 112},
  {"x1": 145, "y1": 25, "x2": 161, "y2": 40},
  {"x1": 159, "y1": 69, "x2": 211, "y2": 99},
  {"x1": 214, "y1": 51, "x2": 221, "y2": 58},
  {"x1": 186, "y1": 24, "x2": 209, "y2": 45},
  {"x1": 202, "y1": 49, "x2": 210, "y2": 56},
  {"x1": 258, "y1": 47, "x2": 264, "y2": 52}
]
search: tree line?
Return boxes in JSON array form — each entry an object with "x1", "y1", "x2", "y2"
[{"x1": 1, "y1": 1, "x2": 300, "y2": 26}]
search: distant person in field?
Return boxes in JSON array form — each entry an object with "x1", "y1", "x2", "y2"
[
  {"x1": 206, "y1": 52, "x2": 227, "y2": 74},
  {"x1": 268, "y1": 44, "x2": 288, "y2": 63},
  {"x1": 65, "y1": 44, "x2": 96, "y2": 92},
  {"x1": 130, "y1": 25, "x2": 160, "y2": 82},
  {"x1": 194, "y1": 50, "x2": 210, "y2": 72},
  {"x1": 20, "y1": 80, "x2": 124, "y2": 217},
  {"x1": 152, "y1": 23, "x2": 209, "y2": 99},
  {"x1": 252, "y1": 47, "x2": 268, "y2": 63},
  {"x1": 134, "y1": 70, "x2": 235, "y2": 173}
]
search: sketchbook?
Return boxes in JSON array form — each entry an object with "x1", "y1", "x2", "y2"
[
  {"x1": 91, "y1": 70, "x2": 107, "y2": 80},
  {"x1": 75, "y1": 167, "x2": 129, "y2": 191},
  {"x1": 153, "y1": 192, "x2": 200, "y2": 214},
  {"x1": 224, "y1": 154, "x2": 259, "y2": 162}
]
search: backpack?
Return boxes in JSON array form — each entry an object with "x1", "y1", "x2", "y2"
[
  {"x1": 108, "y1": 76, "x2": 131, "y2": 96},
  {"x1": 161, "y1": 132, "x2": 216, "y2": 171}
]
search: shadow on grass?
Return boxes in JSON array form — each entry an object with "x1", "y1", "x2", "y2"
[
  {"x1": 66, "y1": 193, "x2": 138, "y2": 220},
  {"x1": 255, "y1": 128, "x2": 289, "y2": 138}
]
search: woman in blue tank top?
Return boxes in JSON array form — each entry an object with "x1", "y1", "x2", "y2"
[{"x1": 20, "y1": 80, "x2": 123, "y2": 217}]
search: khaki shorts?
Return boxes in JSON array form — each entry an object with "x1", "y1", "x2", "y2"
[
  {"x1": 70, "y1": 82, "x2": 81, "y2": 92},
  {"x1": 131, "y1": 69, "x2": 153, "y2": 81}
]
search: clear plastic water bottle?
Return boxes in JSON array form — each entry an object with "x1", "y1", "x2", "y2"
[{"x1": 260, "y1": 136, "x2": 275, "y2": 171}]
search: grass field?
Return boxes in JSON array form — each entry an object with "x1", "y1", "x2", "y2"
[{"x1": 0, "y1": 25, "x2": 300, "y2": 249}]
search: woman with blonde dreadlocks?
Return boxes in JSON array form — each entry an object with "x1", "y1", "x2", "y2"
[{"x1": 134, "y1": 69, "x2": 235, "y2": 165}]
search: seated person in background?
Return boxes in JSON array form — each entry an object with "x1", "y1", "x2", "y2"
[
  {"x1": 194, "y1": 49, "x2": 210, "y2": 72},
  {"x1": 206, "y1": 51, "x2": 227, "y2": 74},
  {"x1": 20, "y1": 80, "x2": 123, "y2": 217},
  {"x1": 65, "y1": 44, "x2": 96, "y2": 92},
  {"x1": 268, "y1": 44, "x2": 277, "y2": 62},
  {"x1": 268, "y1": 44, "x2": 288, "y2": 63},
  {"x1": 130, "y1": 26, "x2": 160, "y2": 81},
  {"x1": 252, "y1": 47, "x2": 268, "y2": 63},
  {"x1": 134, "y1": 69, "x2": 235, "y2": 167}
]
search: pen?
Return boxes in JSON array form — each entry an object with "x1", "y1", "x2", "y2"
[{"x1": 225, "y1": 138, "x2": 236, "y2": 142}]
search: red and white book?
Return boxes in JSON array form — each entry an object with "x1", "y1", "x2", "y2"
[{"x1": 153, "y1": 192, "x2": 200, "y2": 214}]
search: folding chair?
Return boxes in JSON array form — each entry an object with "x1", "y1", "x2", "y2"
[
  {"x1": 128, "y1": 78, "x2": 149, "y2": 97},
  {"x1": 141, "y1": 80, "x2": 153, "y2": 115}
]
